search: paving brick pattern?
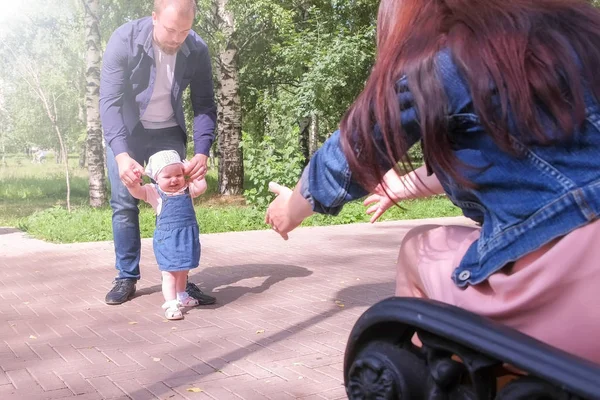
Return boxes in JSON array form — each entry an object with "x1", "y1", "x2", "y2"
[{"x1": 0, "y1": 217, "x2": 471, "y2": 399}]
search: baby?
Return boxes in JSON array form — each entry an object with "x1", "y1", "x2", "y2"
[{"x1": 124, "y1": 150, "x2": 207, "y2": 320}]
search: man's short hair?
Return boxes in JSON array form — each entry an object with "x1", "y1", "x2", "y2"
[{"x1": 153, "y1": 0, "x2": 197, "y2": 17}]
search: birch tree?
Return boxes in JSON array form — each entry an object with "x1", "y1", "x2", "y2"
[{"x1": 82, "y1": 0, "x2": 107, "y2": 207}]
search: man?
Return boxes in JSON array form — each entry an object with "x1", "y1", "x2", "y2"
[{"x1": 100, "y1": 0, "x2": 216, "y2": 305}]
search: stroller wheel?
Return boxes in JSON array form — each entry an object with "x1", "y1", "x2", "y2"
[{"x1": 346, "y1": 341, "x2": 427, "y2": 399}]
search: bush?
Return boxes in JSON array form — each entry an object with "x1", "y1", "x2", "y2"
[{"x1": 242, "y1": 129, "x2": 305, "y2": 207}]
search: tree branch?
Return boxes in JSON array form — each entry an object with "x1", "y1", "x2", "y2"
[{"x1": 237, "y1": 24, "x2": 269, "y2": 53}]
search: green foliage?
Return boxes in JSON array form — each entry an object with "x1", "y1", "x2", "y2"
[
  {"x1": 304, "y1": 196, "x2": 461, "y2": 226},
  {"x1": 0, "y1": 0, "x2": 381, "y2": 206},
  {"x1": 16, "y1": 195, "x2": 461, "y2": 244},
  {"x1": 19, "y1": 206, "x2": 113, "y2": 243},
  {"x1": 0, "y1": 154, "x2": 90, "y2": 226},
  {"x1": 99, "y1": 0, "x2": 153, "y2": 41},
  {"x1": 228, "y1": 1, "x2": 378, "y2": 208},
  {"x1": 0, "y1": 0, "x2": 84, "y2": 153},
  {"x1": 235, "y1": 0, "x2": 378, "y2": 145},
  {"x1": 1, "y1": 151, "x2": 461, "y2": 243},
  {"x1": 408, "y1": 142, "x2": 424, "y2": 163},
  {"x1": 242, "y1": 129, "x2": 304, "y2": 207}
]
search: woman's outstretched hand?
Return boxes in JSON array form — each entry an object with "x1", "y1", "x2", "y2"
[
  {"x1": 265, "y1": 182, "x2": 297, "y2": 240},
  {"x1": 363, "y1": 168, "x2": 409, "y2": 223},
  {"x1": 265, "y1": 181, "x2": 315, "y2": 240},
  {"x1": 364, "y1": 184, "x2": 397, "y2": 223},
  {"x1": 363, "y1": 165, "x2": 445, "y2": 223}
]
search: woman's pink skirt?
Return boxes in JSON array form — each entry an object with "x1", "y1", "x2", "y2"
[{"x1": 396, "y1": 220, "x2": 600, "y2": 364}]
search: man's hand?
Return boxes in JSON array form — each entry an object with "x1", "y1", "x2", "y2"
[
  {"x1": 115, "y1": 153, "x2": 143, "y2": 187},
  {"x1": 184, "y1": 154, "x2": 208, "y2": 181}
]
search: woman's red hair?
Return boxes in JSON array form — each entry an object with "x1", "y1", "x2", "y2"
[{"x1": 341, "y1": 0, "x2": 600, "y2": 189}]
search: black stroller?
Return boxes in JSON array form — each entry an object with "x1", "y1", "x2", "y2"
[{"x1": 343, "y1": 297, "x2": 600, "y2": 399}]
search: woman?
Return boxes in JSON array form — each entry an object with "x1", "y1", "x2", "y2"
[{"x1": 266, "y1": 0, "x2": 600, "y2": 363}]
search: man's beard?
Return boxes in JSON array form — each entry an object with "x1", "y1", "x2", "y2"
[
  {"x1": 155, "y1": 40, "x2": 180, "y2": 55},
  {"x1": 153, "y1": 31, "x2": 181, "y2": 55}
]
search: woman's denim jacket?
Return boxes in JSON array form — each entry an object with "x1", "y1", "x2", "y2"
[{"x1": 301, "y1": 49, "x2": 600, "y2": 288}]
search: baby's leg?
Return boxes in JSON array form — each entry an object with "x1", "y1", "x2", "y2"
[
  {"x1": 162, "y1": 271, "x2": 183, "y2": 320},
  {"x1": 174, "y1": 270, "x2": 188, "y2": 294},
  {"x1": 161, "y1": 271, "x2": 177, "y2": 302},
  {"x1": 175, "y1": 270, "x2": 199, "y2": 307}
]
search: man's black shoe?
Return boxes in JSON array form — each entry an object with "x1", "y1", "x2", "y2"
[
  {"x1": 105, "y1": 279, "x2": 136, "y2": 305},
  {"x1": 186, "y1": 282, "x2": 216, "y2": 305}
]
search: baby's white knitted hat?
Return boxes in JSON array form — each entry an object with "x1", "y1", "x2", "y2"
[{"x1": 145, "y1": 150, "x2": 183, "y2": 180}]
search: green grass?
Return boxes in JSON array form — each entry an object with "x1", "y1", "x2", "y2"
[
  {"x1": 1, "y1": 153, "x2": 462, "y2": 243},
  {"x1": 0, "y1": 154, "x2": 91, "y2": 226}
]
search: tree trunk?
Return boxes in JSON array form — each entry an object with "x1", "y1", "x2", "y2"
[
  {"x1": 51, "y1": 95, "x2": 71, "y2": 212},
  {"x1": 76, "y1": 66, "x2": 86, "y2": 169},
  {"x1": 298, "y1": 116, "x2": 310, "y2": 167},
  {"x1": 5, "y1": 44, "x2": 71, "y2": 210},
  {"x1": 309, "y1": 112, "x2": 319, "y2": 158},
  {"x1": 56, "y1": 147, "x2": 66, "y2": 164},
  {"x1": 83, "y1": 0, "x2": 107, "y2": 207},
  {"x1": 78, "y1": 142, "x2": 87, "y2": 168},
  {"x1": 0, "y1": 136, "x2": 5, "y2": 167},
  {"x1": 0, "y1": 88, "x2": 6, "y2": 167},
  {"x1": 215, "y1": 0, "x2": 244, "y2": 195},
  {"x1": 54, "y1": 133, "x2": 71, "y2": 212}
]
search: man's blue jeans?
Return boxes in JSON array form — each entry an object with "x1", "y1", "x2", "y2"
[{"x1": 106, "y1": 125, "x2": 186, "y2": 281}]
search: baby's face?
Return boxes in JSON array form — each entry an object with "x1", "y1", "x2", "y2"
[{"x1": 156, "y1": 164, "x2": 185, "y2": 192}]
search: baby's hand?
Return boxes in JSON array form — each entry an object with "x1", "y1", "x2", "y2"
[
  {"x1": 124, "y1": 180, "x2": 140, "y2": 189},
  {"x1": 189, "y1": 178, "x2": 207, "y2": 197},
  {"x1": 125, "y1": 170, "x2": 142, "y2": 188}
]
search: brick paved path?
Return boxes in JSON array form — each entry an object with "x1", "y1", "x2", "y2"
[{"x1": 0, "y1": 217, "x2": 471, "y2": 400}]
